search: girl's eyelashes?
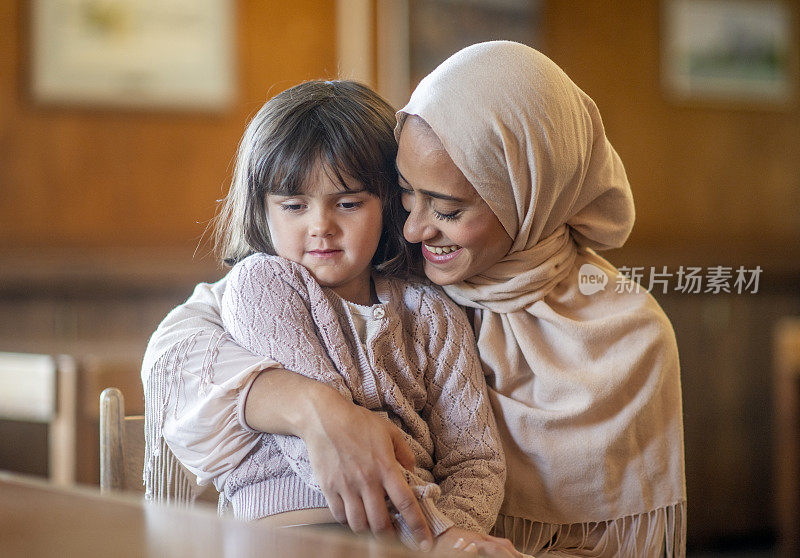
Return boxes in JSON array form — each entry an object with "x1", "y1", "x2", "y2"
[
  {"x1": 276, "y1": 199, "x2": 364, "y2": 212},
  {"x1": 338, "y1": 200, "x2": 364, "y2": 210},
  {"x1": 279, "y1": 202, "x2": 305, "y2": 212}
]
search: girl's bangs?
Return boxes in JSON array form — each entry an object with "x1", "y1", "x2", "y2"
[
  {"x1": 317, "y1": 116, "x2": 389, "y2": 198},
  {"x1": 256, "y1": 128, "x2": 320, "y2": 197}
]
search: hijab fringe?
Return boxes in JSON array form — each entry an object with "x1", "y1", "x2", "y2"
[
  {"x1": 492, "y1": 500, "x2": 686, "y2": 557},
  {"x1": 143, "y1": 330, "x2": 226, "y2": 505}
]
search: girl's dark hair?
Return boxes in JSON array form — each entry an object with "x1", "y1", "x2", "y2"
[{"x1": 215, "y1": 80, "x2": 416, "y2": 277}]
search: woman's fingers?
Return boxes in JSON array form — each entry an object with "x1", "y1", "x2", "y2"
[
  {"x1": 389, "y1": 427, "x2": 417, "y2": 471},
  {"x1": 383, "y1": 467, "x2": 433, "y2": 550},
  {"x1": 362, "y1": 487, "x2": 395, "y2": 539},
  {"x1": 323, "y1": 491, "x2": 347, "y2": 525},
  {"x1": 383, "y1": 423, "x2": 433, "y2": 547},
  {"x1": 341, "y1": 490, "x2": 369, "y2": 534},
  {"x1": 303, "y1": 400, "x2": 430, "y2": 545}
]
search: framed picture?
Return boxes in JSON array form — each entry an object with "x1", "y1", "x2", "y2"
[
  {"x1": 661, "y1": 0, "x2": 796, "y2": 106},
  {"x1": 374, "y1": 0, "x2": 542, "y2": 108},
  {"x1": 31, "y1": 0, "x2": 236, "y2": 111}
]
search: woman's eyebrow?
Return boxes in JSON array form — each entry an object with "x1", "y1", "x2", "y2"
[
  {"x1": 396, "y1": 165, "x2": 411, "y2": 186},
  {"x1": 419, "y1": 189, "x2": 465, "y2": 202},
  {"x1": 395, "y1": 166, "x2": 465, "y2": 202}
]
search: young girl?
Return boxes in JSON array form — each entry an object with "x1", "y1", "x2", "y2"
[{"x1": 144, "y1": 80, "x2": 507, "y2": 552}]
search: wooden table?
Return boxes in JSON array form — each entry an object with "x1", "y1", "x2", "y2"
[{"x1": 0, "y1": 473, "x2": 453, "y2": 558}]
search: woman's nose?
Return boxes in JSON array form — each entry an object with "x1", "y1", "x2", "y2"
[{"x1": 403, "y1": 205, "x2": 436, "y2": 243}]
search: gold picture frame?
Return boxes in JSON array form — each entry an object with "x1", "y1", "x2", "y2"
[{"x1": 31, "y1": 0, "x2": 236, "y2": 111}]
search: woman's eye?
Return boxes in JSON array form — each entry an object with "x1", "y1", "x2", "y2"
[
  {"x1": 433, "y1": 209, "x2": 462, "y2": 221},
  {"x1": 399, "y1": 189, "x2": 414, "y2": 211}
]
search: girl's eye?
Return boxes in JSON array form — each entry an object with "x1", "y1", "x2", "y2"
[
  {"x1": 338, "y1": 201, "x2": 364, "y2": 210},
  {"x1": 280, "y1": 203, "x2": 305, "y2": 212},
  {"x1": 434, "y1": 209, "x2": 462, "y2": 222}
]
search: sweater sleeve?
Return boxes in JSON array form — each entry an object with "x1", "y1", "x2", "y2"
[
  {"x1": 220, "y1": 254, "x2": 354, "y2": 491},
  {"x1": 141, "y1": 279, "x2": 280, "y2": 492},
  {"x1": 419, "y1": 288, "x2": 506, "y2": 534}
]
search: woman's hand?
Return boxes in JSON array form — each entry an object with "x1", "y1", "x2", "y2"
[
  {"x1": 299, "y1": 386, "x2": 434, "y2": 550},
  {"x1": 244, "y1": 369, "x2": 432, "y2": 549},
  {"x1": 436, "y1": 527, "x2": 523, "y2": 558}
]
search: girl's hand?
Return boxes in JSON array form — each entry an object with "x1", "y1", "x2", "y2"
[
  {"x1": 436, "y1": 527, "x2": 523, "y2": 558},
  {"x1": 300, "y1": 387, "x2": 434, "y2": 551}
]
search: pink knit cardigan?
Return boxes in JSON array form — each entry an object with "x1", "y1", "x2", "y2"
[{"x1": 217, "y1": 254, "x2": 505, "y2": 537}]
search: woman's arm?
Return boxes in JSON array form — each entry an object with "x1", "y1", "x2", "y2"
[{"x1": 142, "y1": 279, "x2": 270, "y2": 489}]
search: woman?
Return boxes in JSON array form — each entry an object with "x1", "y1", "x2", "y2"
[{"x1": 143, "y1": 42, "x2": 685, "y2": 556}]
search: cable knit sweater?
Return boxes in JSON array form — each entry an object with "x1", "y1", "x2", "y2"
[{"x1": 218, "y1": 254, "x2": 505, "y2": 538}]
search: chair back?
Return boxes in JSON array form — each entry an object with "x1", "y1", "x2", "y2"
[
  {"x1": 0, "y1": 352, "x2": 77, "y2": 486},
  {"x1": 99, "y1": 387, "x2": 144, "y2": 493}
]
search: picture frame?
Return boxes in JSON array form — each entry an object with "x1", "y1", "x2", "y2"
[
  {"x1": 30, "y1": 0, "x2": 236, "y2": 111},
  {"x1": 374, "y1": 0, "x2": 542, "y2": 108},
  {"x1": 661, "y1": 0, "x2": 796, "y2": 107}
]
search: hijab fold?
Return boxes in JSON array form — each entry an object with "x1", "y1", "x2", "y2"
[{"x1": 396, "y1": 42, "x2": 686, "y2": 525}]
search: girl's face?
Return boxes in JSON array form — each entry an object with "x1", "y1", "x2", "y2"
[
  {"x1": 266, "y1": 162, "x2": 383, "y2": 305},
  {"x1": 397, "y1": 116, "x2": 513, "y2": 285}
]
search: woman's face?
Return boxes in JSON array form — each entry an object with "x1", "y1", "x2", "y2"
[{"x1": 396, "y1": 116, "x2": 513, "y2": 285}]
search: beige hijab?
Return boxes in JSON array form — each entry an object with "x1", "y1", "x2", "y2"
[{"x1": 397, "y1": 42, "x2": 686, "y2": 526}]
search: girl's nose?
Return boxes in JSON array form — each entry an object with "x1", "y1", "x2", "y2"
[
  {"x1": 309, "y1": 209, "x2": 336, "y2": 237},
  {"x1": 403, "y1": 205, "x2": 436, "y2": 244}
]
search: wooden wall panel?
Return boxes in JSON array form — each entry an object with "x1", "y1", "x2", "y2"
[
  {"x1": 543, "y1": 1, "x2": 800, "y2": 261},
  {"x1": 0, "y1": 1, "x2": 337, "y2": 251}
]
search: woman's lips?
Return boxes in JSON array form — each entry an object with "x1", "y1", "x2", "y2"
[{"x1": 421, "y1": 243, "x2": 462, "y2": 264}]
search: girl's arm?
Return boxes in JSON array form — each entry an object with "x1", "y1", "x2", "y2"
[
  {"x1": 220, "y1": 254, "x2": 435, "y2": 545},
  {"x1": 419, "y1": 288, "x2": 507, "y2": 534},
  {"x1": 143, "y1": 269, "x2": 433, "y2": 548}
]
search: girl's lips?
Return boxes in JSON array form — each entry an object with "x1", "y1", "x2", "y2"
[
  {"x1": 307, "y1": 249, "x2": 342, "y2": 259},
  {"x1": 421, "y1": 244, "x2": 462, "y2": 264}
]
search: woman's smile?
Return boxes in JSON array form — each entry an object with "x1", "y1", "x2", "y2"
[{"x1": 421, "y1": 243, "x2": 463, "y2": 263}]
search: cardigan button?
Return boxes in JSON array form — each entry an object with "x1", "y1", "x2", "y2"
[{"x1": 372, "y1": 306, "x2": 386, "y2": 319}]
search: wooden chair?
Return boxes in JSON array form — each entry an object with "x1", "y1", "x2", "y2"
[
  {"x1": 775, "y1": 318, "x2": 800, "y2": 558},
  {"x1": 99, "y1": 387, "x2": 217, "y2": 506},
  {"x1": 0, "y1": 352, "x2": 77, "y2": 486}
]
